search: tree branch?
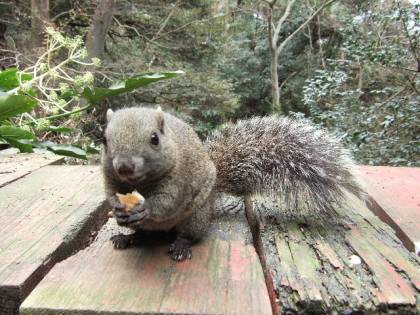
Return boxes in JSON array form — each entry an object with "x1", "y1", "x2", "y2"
[
  {"x1": 272, "y1": 0, "x2": 296, "y2": 47},
  {"x1": 277, "y1": 0, "x2": 337, "y2": 54},
  {"x1": 144, "y1": 0, "x2": 181, "y2": 52},
  {"x1": 279, "y1": 71, "x2": 297, "y2": 96}
]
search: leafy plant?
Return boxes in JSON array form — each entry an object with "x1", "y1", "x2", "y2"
[{"x1": 0, "y1": 28, "x2": 183, "y2": 159}]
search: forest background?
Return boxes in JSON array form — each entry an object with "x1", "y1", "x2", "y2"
[{"x1": 0, "y1": 0, "x2": 418, "y2": 166}]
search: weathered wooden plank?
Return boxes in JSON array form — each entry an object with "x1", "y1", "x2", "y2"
[
  {"x1": 0, "y1": 151, "x2": 63, "y2": 188},
  {"x1": 275, "y1": 224, "x2": 326, "y2": 311},
  {"x1": 347, "y1": 226, "x2": 417, "y2": 305},
  {"x1": 359, "y1": 166, "x2": 420, "y2": 254},
  {"x1": 20, "y1": 214, "x2": 272, "y2": 315},
  {"x1": 257, "y1": 192, "x2": 420, "y2": 314},
  {"x1": 0, "y1": 166, "x2": 107, "y2": 315}
]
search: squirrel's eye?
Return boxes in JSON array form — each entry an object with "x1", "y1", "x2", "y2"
[{"x1": 150, "y1": 132, "x2": 159, "y2": 146}]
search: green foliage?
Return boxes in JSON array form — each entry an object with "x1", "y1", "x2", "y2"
[
  {"x1": 163, "y1": 71, "x2": 240, "y2": 138},
  {"x1": 302, "y1": 66, "x2": 350, "y2": 115},
  {"x1": 216, "y1": 9, "x2": 272, "y2": 118},
  {"x1": 94, "y1": 0, "x2": 239, "y2": 138},
  {"x1": 3, "y1": 0, "x2": 417, "y2": 166},
  {"x1": 0, "y1": 125, "x2": 36, "y2": 152},
  {"x1": 0, "y1": 93, "x2": 37, "y2": 120},
  {"x1": 0, "y1": 68, "x2": 32, "y2": 91},
  {"x1": 82, "y1": 71, "x2": 184, "y2": 104},
  {"x1": 0, "y1": 29, "x2": 183, "y2": 159},
  {"x1": 298, "y1": 1, "x2": 419, "y2": 166}
]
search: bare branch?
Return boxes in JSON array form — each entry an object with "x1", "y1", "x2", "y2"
[
  {"x1": 268, "y1": 5, "x2": 274, "y2": 50},
  {"x1": 147, "y1": 0, "x2": 181, "y2": 44},
  {"x1": 272, "y1": 0, "x2": 296, "y2": 46},
  {"x1": 317, "y1": 14, "x2": 325, "y2": 68},
  {"x1": 0, "y1": 18, "x2": 18, "y2": 25},
  {"x1": 51, "y1": 9, "x2": 73, "y2": 22},
  {"x1": 277, "y1": 0, "x2": 337, "y2": 54},
  {"x1": 279, "y1": 71, "x2": 297, "y2": 96}
]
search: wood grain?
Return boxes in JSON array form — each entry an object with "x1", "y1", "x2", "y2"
[
  {"x1": 359, "y1": 166, "x2": 420, "y2": 255},
  {"x1": 0, "y1": 165, "x2": 108, "y2": 314},
  {"x1": 20, "y1": 215, "x2": 272, "y2": 315},
  {"x1": 0, "y1": 152, "x2": 63, "y2": 188}
]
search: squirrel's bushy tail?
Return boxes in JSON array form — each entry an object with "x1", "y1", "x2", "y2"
[{"x1": 206, "y1": 116, "x2": 366, "y2": 212}]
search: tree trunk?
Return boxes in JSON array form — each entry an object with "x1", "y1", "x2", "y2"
[
  {"x1": 357, "y1": 62, "x2": 364, "y2": 91},
  {"x1": 317, "y1": 14, "x2": 326, "y2": 69},
  {"x1": 31, "y1": 0, "x2": 50, "y2": 48},
  {"x1": 86, "y1": 0, "x2": 115, "y2": 59},
  {"x1": 270, "y1": 48, "x2": 281, "y2": 113},
  {"x1": 266, "y1": 0, "x2": 337, "y2": 113},
  {"x1": 267, "y1": 4, "x2": 282, "y2": 113}
]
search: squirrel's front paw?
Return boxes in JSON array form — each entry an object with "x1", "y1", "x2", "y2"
[{"x1": 114, "y1": 204, "x2": 150, "y2": 228}]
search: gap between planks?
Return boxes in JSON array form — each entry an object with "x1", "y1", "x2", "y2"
[{"x1": 244, "y1": 196, "x2": 279, "y2": 315}]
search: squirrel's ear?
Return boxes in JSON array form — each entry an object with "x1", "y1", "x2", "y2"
[
  {"x1": 106, "y1": 109, "x2": 114, "y2": 122},
  {"x1": 156, "y1": 106, "x2": 165, "y2": 134}
]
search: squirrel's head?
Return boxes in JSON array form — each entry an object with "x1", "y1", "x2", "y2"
[{"x1": 103, "y1": 107, "x2": 177, "y2": 185}]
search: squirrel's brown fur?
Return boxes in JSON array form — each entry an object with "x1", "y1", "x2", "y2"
[{"x1": 102, "y1": 107, "x2": 365, "y2": 261}]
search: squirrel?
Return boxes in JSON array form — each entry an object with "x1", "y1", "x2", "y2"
[{"x1": 102, "y1": 107, "x2": 365, "y2": 261}]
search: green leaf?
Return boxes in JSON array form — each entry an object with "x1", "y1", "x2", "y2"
[
  {"x1": 0, "y1": 92, "x2": 38, "y2": 121},
  {"x1": 5, "y1": 139, "x2": 34, "y2": 153},
  {"x1": 47, "y1": 126, "x2": 74, "y2": 133},
  {"x1": 0, "y1": 68, "x2": 32, "y2": 92},
  {"x1": 0, "y1": 126, "x2": 37, "y2": 153},
  {"x1": 46, "y1": 144, "x2": 87, "y2": 159},
  {"x1": 82, "y1": 71, "x2": 184, "y2": 104},
  {"x1": 60, "y1": 89, "x2": 79, "y2": 101},
  {"x1": 34, "y1": 141, "x2": 87, "y2": 159},
  {"x1": 0, "y1": 125, "x2": 37, "y2": 140},
  {"x1": 86, "y1": 142, "x2": 100, "y2": 154}
]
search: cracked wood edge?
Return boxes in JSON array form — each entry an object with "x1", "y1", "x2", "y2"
[{"x1": 255, "y1": 194, "x2": 419, "y2": 314}]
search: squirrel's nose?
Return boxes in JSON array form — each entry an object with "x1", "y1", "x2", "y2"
[{"x1": 116, "y1": 160, "x2": 134, "y2": 176}]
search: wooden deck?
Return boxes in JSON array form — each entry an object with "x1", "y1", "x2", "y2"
[
  {"x1": 0, "y1": 153, "x2": 419, "y2": 314},
  {"x1": 360, "y1": 166, "x2": 420, "y2": 255}
]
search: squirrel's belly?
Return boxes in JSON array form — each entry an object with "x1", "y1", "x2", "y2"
[
  {"x1": 140, "y1": 219, "x2": 179, "y2": 231},
  {"x1": 140, "y1": 207, "x2": 194, "y2": 231}
]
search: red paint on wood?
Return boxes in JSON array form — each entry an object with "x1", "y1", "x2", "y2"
[
  {"x1": 359, "y1": 166, "x2": 420, "y2": 255},
  {"x1": 348, "y1": 226, "x2": 417, "y2": 306},
  {"x1": 21, "y1": 219, "x2": 272, "y2": 315},
  {"x1": 231, "y1": 241, "x2": 248, "y2": 281}
]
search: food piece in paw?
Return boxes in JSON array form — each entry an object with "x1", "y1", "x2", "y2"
[{"x1": 116, "y1": 190, "x2": 145, "y2": 212}]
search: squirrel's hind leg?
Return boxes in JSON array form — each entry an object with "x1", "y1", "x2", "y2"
[
  {"x1": 111, "y1": 233, "x2": 135, "y2": 249},
  {"x1": 170, "y1": 195, "x2": 214, "y2": 261},
  {"x1": 169, "y1": 235, "x2": 193, "y2": 261}
]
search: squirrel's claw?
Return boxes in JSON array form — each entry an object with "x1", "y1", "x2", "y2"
[
  {"x1": 115, "y1": 204, "x2": 150, "y2": 228},
  {"x1": 169, "y1": 237, "x2": 192, "y2": 261},
  {"x1": 111, "y1": 202, "x2": 128, "y2": 219},
  {"x1": 114, "y1": 202, "x2": 126, "y2": 211},
  {"x1": 111, "y1": 233, "x2": 134, "y2": 249}
]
